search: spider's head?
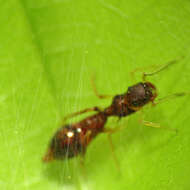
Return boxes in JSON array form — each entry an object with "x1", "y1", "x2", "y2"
[{"x1": 127, "y1": 82, "x2": 157, "y2": 110}]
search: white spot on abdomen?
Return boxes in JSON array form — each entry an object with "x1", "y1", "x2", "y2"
[{"x1": 67, "y1": 131, "x2": 74, "y2": 138}]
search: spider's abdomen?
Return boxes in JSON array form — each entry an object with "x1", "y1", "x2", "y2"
[
  {"x1": 43, "y1": 125, "x2": 85, "y2": 161},
  {"x1": 43, "y1": 113, "x2": 108, "y2": 162}
]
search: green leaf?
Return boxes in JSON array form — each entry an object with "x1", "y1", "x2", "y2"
[{"x1": 1, "y1": 0, "x2": 190, "y2": 189}]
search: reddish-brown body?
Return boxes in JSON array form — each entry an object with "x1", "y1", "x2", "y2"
[
  {"x1": 43, "y1": 82, "x2": 157, "y2": 162},
  {"x1": 44, "y1": 112, "x2": 107, "y2": 161}
]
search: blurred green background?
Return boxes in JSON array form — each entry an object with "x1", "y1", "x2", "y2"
[{"x1": 0, "y1": 0, "x2": 190, "y2": 189}]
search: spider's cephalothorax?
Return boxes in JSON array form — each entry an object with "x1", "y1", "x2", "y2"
[
  {"x1": 104, "y1": 82, "x2": 157, "y2": 118},
  {"x1": 126, "y1": 82, "x2": 157, "y2": 110}
]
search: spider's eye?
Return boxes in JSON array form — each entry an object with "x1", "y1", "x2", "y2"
[
  {"x1": 132, "y1": 101, "x2": 138, "y2": 106},
  {"x1": 146, "y1": 91, "x2": 150, "y2": 96}
]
